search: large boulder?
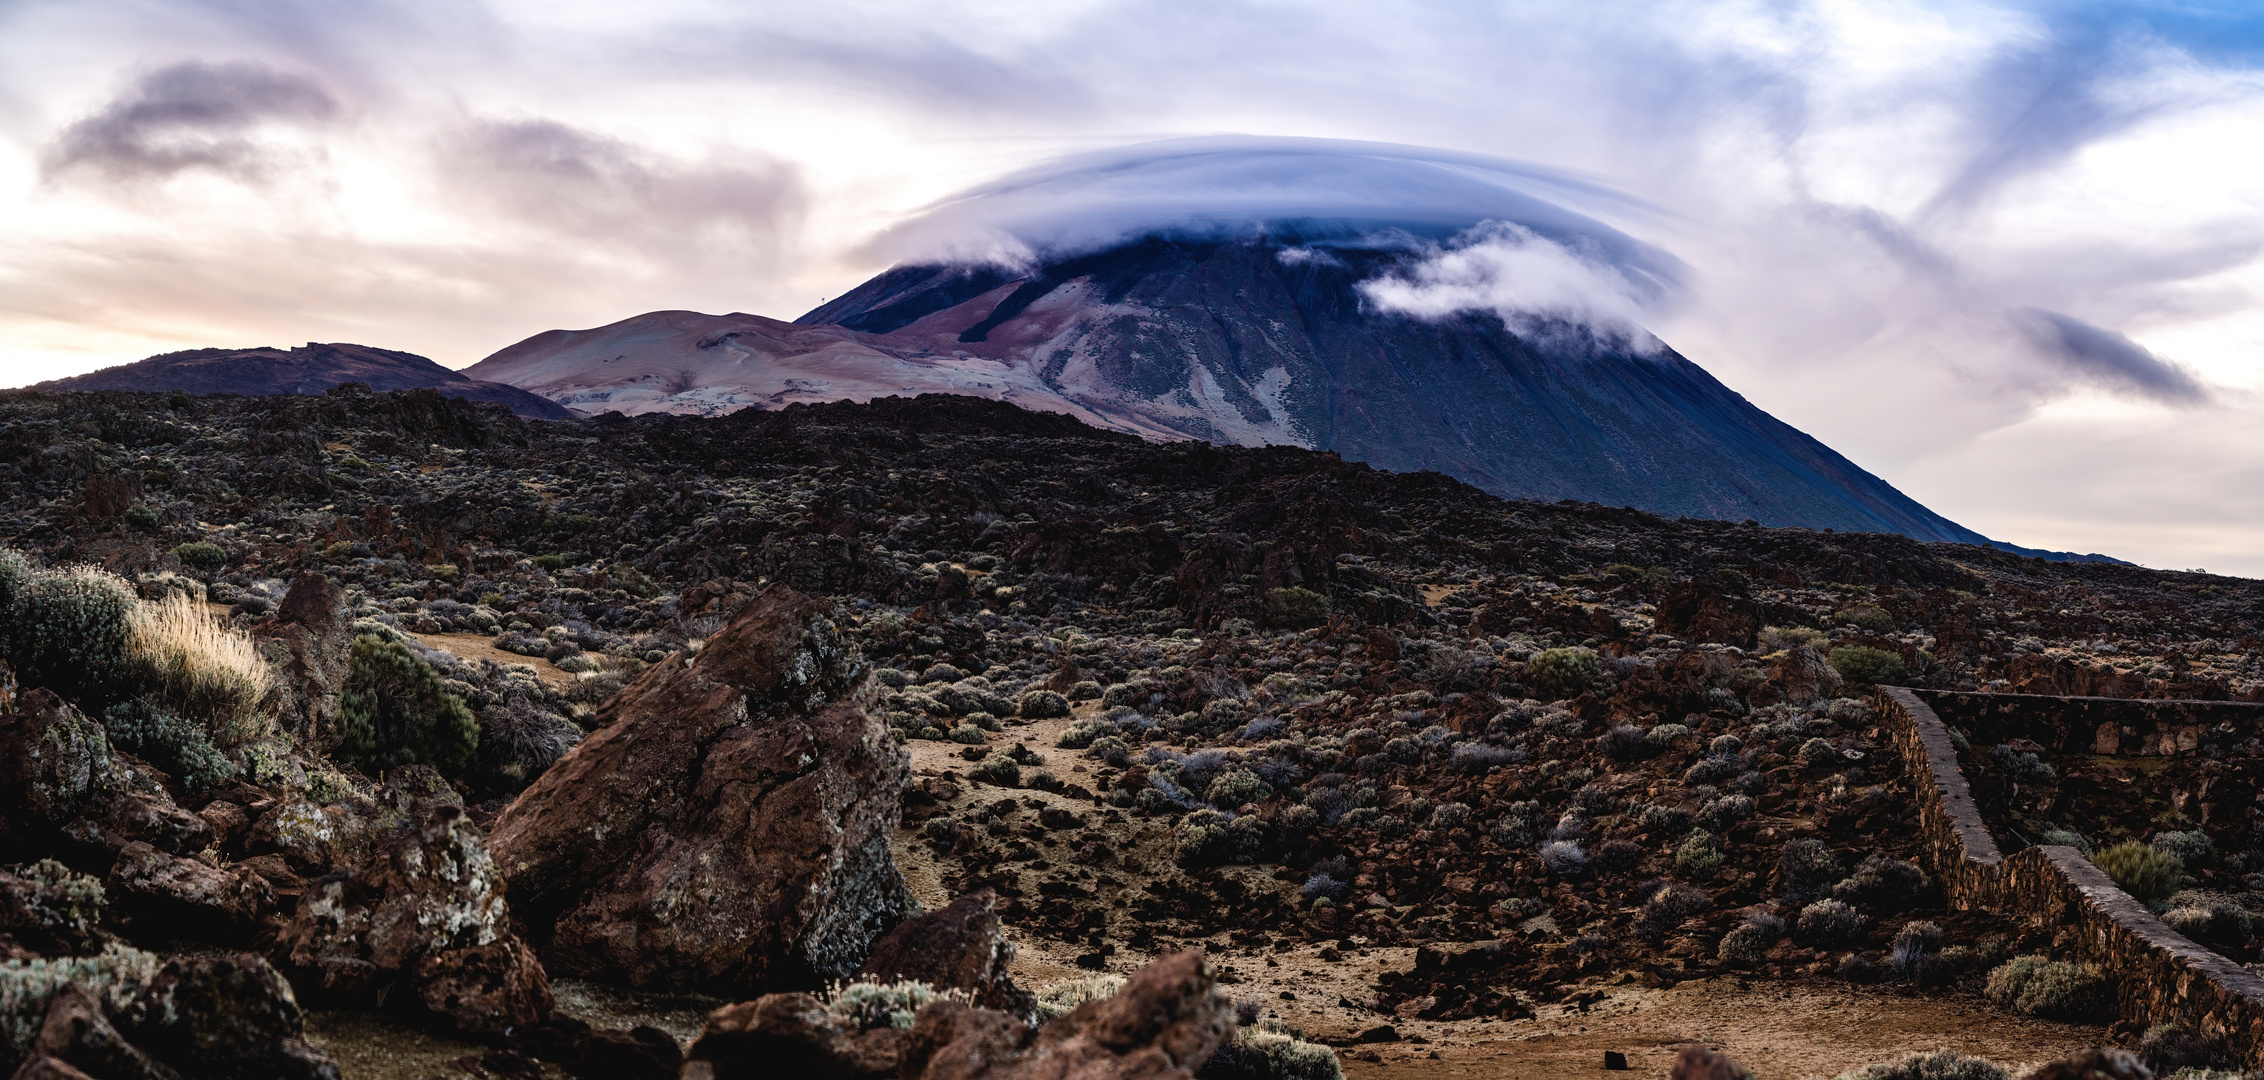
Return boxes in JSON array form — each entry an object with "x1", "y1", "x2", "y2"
[
  {"x1": 488, "y1": 584, "x2": 915, "y2": 993},
  {"x1": 0, "y1": 690, "x2": 211, "y2": 872},
  {"x1": 251, "y1": 572, "x2": 352, "y2": 750},
  {"x1": 273, "y1": 802, "x2": 551, "y2": 1036},
  {"x1": 855, "y1": 889, "x2": 1032, "y2": 1018},
  {"x1": 118, "y1": 953, "x2": 340, "y2": 1080},
  {"x1": 106, "y1": 842, "x2": 276, "y2": 945},
  {"x1": 682, "y1": 950, "x2": 1234, "y2": 1080}
]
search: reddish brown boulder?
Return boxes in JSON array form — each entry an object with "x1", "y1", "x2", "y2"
[
  {"x1": 30, "y1": 984, "x2": 181, "y2": 1080},
  {"x1": 0, "y1": 690, "x2": 210, "y2": 870},
  {"x1": 855, "y1": 890, "x2": 1032, "y2": 1017},
  {"x1": 1670, "y1": 1045, "x2": 1755, "y2": 1080},
  {"x1": 106, "y1": 842, "x2": 275, "y2": 945},
  {"x1": 251, "y1": 572, "x2": 352, "y2": 750},
  {"x1": 118, "y1": 953, "x2": 340, "y2": 1080},
  {"x1": 274, "y1": 803, "x2": 551, "y2": 1036},
  {"x1": 488, "y1": 585, "x2": 914, "y2": 993},
  {"x1": 680, "y1": 993, "x2": 904, "y2": 1080}
]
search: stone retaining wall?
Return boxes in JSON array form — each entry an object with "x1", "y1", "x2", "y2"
[
  {"x1": 1878, "y1": 686, "x2": 2264, "y2": 1062},
  {"x1": 1917, "y1": 689, "x2": 2264, "y2": 757}
]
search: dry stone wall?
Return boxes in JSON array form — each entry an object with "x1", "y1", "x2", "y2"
[
  {"x1": 1918, "y1": 690, "x2": 2264, "y2": 757},
  {"x1": 1877, "y1": 687, "x2": 2264, "y2": 1064}
]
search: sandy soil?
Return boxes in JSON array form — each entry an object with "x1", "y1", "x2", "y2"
[{"x1": 406, "y1": 630, "x2": 581, "y2": 689}]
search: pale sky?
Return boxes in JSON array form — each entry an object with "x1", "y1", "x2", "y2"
[{"x1": 3, "y1": 0, "x2": 2262, "y2": 574}]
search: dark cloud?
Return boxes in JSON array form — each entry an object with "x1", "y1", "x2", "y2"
[
  {"x1": 2016, "y1": 308, "x2": 2209, "y2": 405},
  {"x1": 444, "y1": 118, "x2": 806, "y2": 254},
  {"x1": 43, "y1": 59, "x2": 337, "y2": 182}
]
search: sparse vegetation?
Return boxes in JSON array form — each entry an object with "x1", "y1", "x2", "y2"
[
  {"x1": 2093, "y1": 841, "x2": 2183, "y2": 903},
  {"x1": 1984, "y1": 956, "x2": 2112, "y2": 1022},
  {"x1": 337, "y1": 633, "x2": 479, "y2": 777}
]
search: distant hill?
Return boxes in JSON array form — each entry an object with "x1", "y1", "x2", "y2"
[{"x1": 38, "y1": 342, "x2": 574, "y2": 420}]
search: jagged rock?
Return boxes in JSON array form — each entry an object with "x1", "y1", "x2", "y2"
[
  {"x1": 117, "y1": 953, "x2": 340, "y2": 1080},
  {"x1": 252, "y1": 572, "x2": 352, "y2": 751},
  {"x1": 1761, "y1": 646, "x2": 1843, "y2": 708},
  {"x1": 29, "y1": 984, "x2": 181, "y2": 1080},
  {"x1": 273, "y1": 803, "x2": 550, "y2": 1036},
  {"x1": 488, "y1": 585, "x2": 915, "y2": 993},
  {"x1": 684, "y1": 950, "x2": 1232, "y2": 1080},
  {"x1": 105, "y1": 842, "x2": 275, "y2": 945},
  {"x1": 0, "y1": 861, "x2": 106, "y2": 957},
  {"x1": 855, "y1": 889, "x2": 1032, "y2": 1017},
  {"x1": 0, "y1": 690, "x2": 210, "y2": 872}
]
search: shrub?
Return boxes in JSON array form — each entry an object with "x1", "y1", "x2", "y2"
[
  {"x1": 948, "y1": 724, "x2": 988, "y2": 745},
  {"x1": 1797, "y1": 737, "x2": 1843, "y2": 767},
  {"x1": 1645, "y1": 723, "x2": 1693, "y2": 752},
  {"x1": 1033, "y1": 975, "x2": 1125, "y2": 1022},
  {"x1": 1263, "y1": 587, "x2": 1330, "y2": 628},
  {"x1": 1675, "y1": 830, "x2": 1725, "y2": 882},
  {"x1": 1779, "y1": 839, "x2": 1843, "y2": 903},
  {"x1": 1207, "y1": 769, "x2": 1272, "y2": 808},
  {"x1": 2, "y1": 564, "x2": 140, "y2": 710},
  {"x1": 1833, "y1": 853, "x2": 1930, "y2": 912},
  {"x1": 1796, "y1": 899, "x2": 1865, "y2": 947},
  {"x1": 1526, "y1": 647, "x2": 1602, "y2": 701},
  {"x1": 972, "y1": 752, "x2": 1021, "y2": 787},
  {"x1": 123, "y1": 503, "x2": 161, "y2": 530},
  {"x1": 1598, "y1": 724, "x2": 1649, "y2": 761},
  {"x1": 1636, "y1": 883, "x2": 1712, "y2": 940},
  {"x1": 127, "y1": 592, "x2": 273, "y2": 746},
  {"x1": 1835, "y1": 604, "x2": 1896, "y2": 633},
  {"x1": 1450, "y1": 742, "x2": 1520, "y2": 773},
  {"x1": 1697, "y1": 794, "x2": 1755, "y2": 832},
  {"x1": 1067, "y1": 680, "x2": 1103, "y2": 701},
  {"x1": 1636, "y1": 803, "x2": 1693, "y2": 834},
  {"x1": 1987, "y1": 743, "x2": 2056, "y2": 784},
  {"x1": 1719, "y1": 911, "x2": 1786, "y2": 964},
  {"x1": 171, "y1": 541, "x2": 228, "y2": 571},
  {"x1": 1889, "y1": 921, "x2": 1943, "y2": 982},
  {"x1": 1710, "y1": 734, "x2": 1744, "y2": 756},
  {"x1": 1238, "y1": 1028, "x2": 1345, "y2": 1080},
  {"x1": 1683, "y1": 756, "x2": 1742, "y2": 785},
  {"x1": 1018, "y1": 690, "x2": 1071, "y2": 719},
  {"x1": 1828, "y1": 646, "x2": 1906, "y2": 688},
  {"x1": 102, "y1": 697, "x2": 237, "y2": 793},
  {"x1": 1830, "y1": 1050, "x2": 2007, "y2": 1080},
  {"x1": 336, "y1": 634, "x2": 479, "y2": 777},
  {"x1": 828, "y1": 980, "x2": 968, "y2": 1031},
  {"x1": 1058, "y1": 718, "x2": 1114, "y2": 749},
  {"x1": 1539, "y1": 840, "x2": 1588, "y2": 876},
  {"x1": 0, "y1": 547, "x2": 31, "y2": 611},
  {"x1": 2093, "y1": 841, "x2": 2183, "y2": 903},
  {"x1": 2152, "y1": 830, "x2": 2215, "y2": 866},
  {"x1": 1984, "y1": 956, "x2": 2112, "y2": 1022},
  {"x1": 2039, "y1": 825, "x2": 2093, "y2": 854}
]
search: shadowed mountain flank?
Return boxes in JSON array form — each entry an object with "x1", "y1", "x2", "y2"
[{"x1": 41, "y1": 341, "x2": 574, "y2": 420}]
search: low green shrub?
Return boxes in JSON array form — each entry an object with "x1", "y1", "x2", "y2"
[
  {"x1": 1526, "y1": 647, "x2": 1602, "y2": 701},
  {"x1": 826, "y1": 979, "x2": 967, "y2": 1031},
  {"x1": 1206, "y1": 768, "x2": 1272, "y2": 808},
  {"x1": 336, "y1": 634, "x2": 479, "y2": 777},
  {"x1": 1835, "y1": 604, "x2": 1897, "y2": 633},
  {"x1": 102, "y1": 697, "x2": 238, "y2": 793},
  {"x1": 2, "y1": 564, "x2": 140, "y2": 710},
  {"x1": 1984, "y1": 956, "x2": 2112, "y2": 1022},
  {"x1": 1033, "y1": 975, "x2": 1124, "y2": 1022},
  {"x1": 1796, "y1": 899, "x2": 1865, "y2": 947},
  {"x1": 1675, "y1": 830, "x2": 1725, "y2": 882},
  {"x1": 1828, "y1": 646, "x2": 1906, "y2": 688},
  {"x1": 2152, "y1": 830, "x2": 2215, "y2": 866},
  {"x1": 1718, "y1": 911, "x2": 1786, "y2": 964},
  {"x1": 2093, "y1": 841, "x2": 2182, "y2": 903},
  {"x1": 171, "y1": 541, "x2": 228, "y2": 571},
  {"x1": 1018, "y1": 690, "x2": 1071, "y2": 719},
  {"x1": 947, "y1": 725, "x2": 988, "y2": 745},
  {"x1": 972, "y1": 752, "x2": 1020, "y2": 787},
  {"x1": 1058, "y1": 718, "x2": 1113, "y2": 749},
  {"x1": 1263, "y1": 586, "x2": 1330, "y2": 628}
]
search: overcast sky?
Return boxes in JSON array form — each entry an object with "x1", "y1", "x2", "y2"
[{"x1": 3, "y1": 0, "x2": 2262, "y2": 574}]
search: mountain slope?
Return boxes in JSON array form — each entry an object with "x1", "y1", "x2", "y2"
[
  {"x1": 801, "y1": 236, "x2": 1990, "y2": 544},
  {"x1": 40, "y1": 342, "x2": 574, "y2": 420}
]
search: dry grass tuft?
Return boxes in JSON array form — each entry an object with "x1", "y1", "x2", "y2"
[{"x1": 129, "y1": 592, "x2": 272, "y2": 746}]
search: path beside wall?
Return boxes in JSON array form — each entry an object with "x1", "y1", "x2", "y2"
[{"x1": 1876, "y1": 686, "x2": 2264, "y2": 1063}]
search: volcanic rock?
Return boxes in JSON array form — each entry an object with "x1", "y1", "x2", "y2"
[
  {"x1": 28, "y1": 984, "x2": 181, "y2": 1080},
  {"x1": 0, "y1": 690, "x2": 211, "y2": 871},
  {"x1": 273, "y1": 801, "x2": 551, "y2": 1036},
  {"x1": 252, "y1": 572, "x2": 353, "y2": 750},
  {"x1": 105, "y1": 841, "x2": 275, "y2": 945},
  {"x1": 118, "y1": 953, "x2": 340, "y2": 1080},
  {"x1": 854, "y1": 889, "x2": 1032, "y2": 1017},
  {"x1": 488, "y1": 584, "x2": 916, "y2": 993},
  {"x1": 683, "y1": 950, "x2": 1233, "y2": 1080}
]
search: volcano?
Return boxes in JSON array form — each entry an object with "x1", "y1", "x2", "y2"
[
  {"x1": 469, "y1": 233, "x2": 2000, "y2": 545},
  {"x1": 42, "y1": 341, "x2": 573, "y2": 420}
]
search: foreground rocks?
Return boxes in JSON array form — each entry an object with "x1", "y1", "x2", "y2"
[
  {"x1": 489, "y1": 585, "x2": 916, "y2": 993},
  {"x1": 274, "y1": 796, "x2": 551, "y2": 1036},
  {"x1": 855, "y1": 889, "x2": 1032, "y2": 1018},
  {"x1": 2, "y1": 951, "x2": 338, "y2": 1080},
  {"x1": 683, "y1": 949, "x2": 1233, "y2": 1080}
]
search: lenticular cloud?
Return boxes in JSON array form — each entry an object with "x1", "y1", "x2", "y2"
[{"x1": 865, "y1": 134, "x2": 1687, "y2": 289}]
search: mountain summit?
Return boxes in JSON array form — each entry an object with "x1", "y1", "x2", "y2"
[{"x1": 469, "y1": 233, "x2": 1997, "y2": 544}]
